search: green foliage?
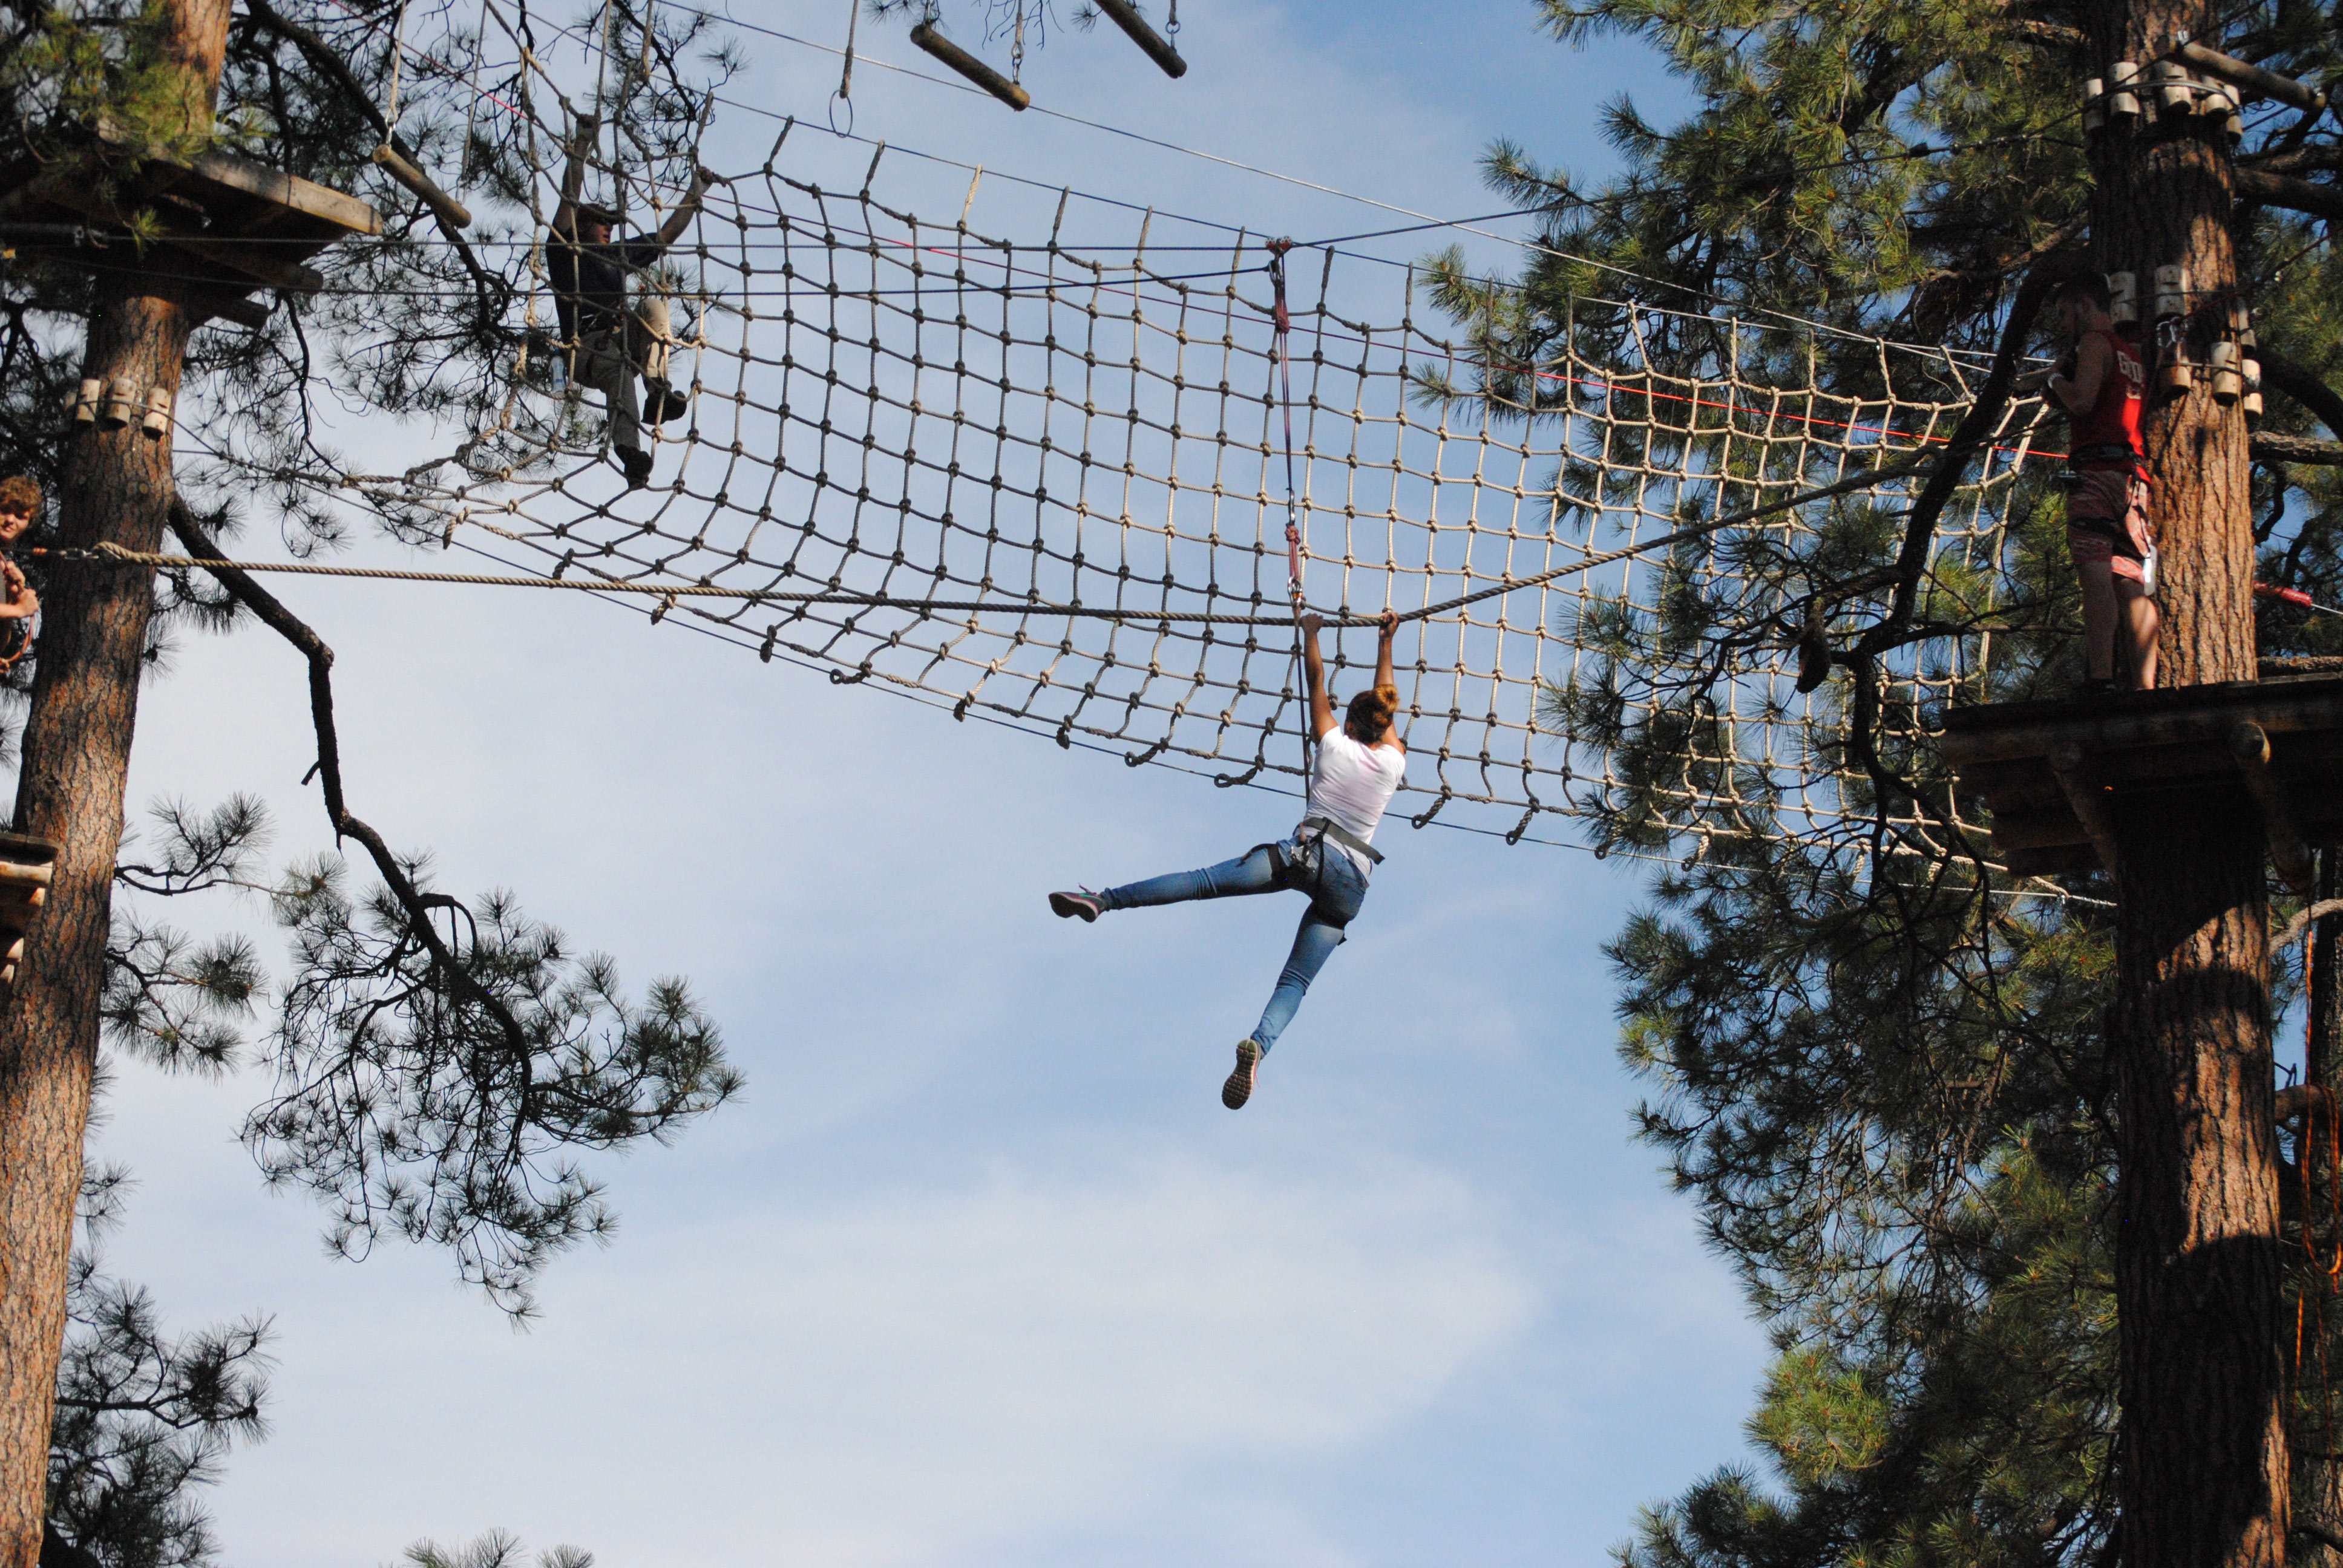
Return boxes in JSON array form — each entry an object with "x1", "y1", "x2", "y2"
[
  {"x1": 251, "y1": 854, "x2": 739, "y2": 1316},
  {"x1": 100, "y1": 798, "x2": 741, "y2": 1319},
  {"x1": 0, "y1": 0, "x2": 750, "y2": 1312},
  {"x1": 48, "y1": 1164, "x2": 272, "y2": 1568},
  {"x1": 398, "y1": 1530, "x2": 591, "y2": 1568},
  {"x1": 1442, "y1": 0, "x2": 2343, "y2": 1561}
]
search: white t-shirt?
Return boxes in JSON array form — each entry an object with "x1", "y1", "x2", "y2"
[{"x1": 1307, "y1": 728, "x2": 1406, "y2": 874}]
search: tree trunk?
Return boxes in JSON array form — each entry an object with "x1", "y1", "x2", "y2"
[
  {"x1": 2298, "y1": 849, "x2": 2343, "y2": 1564},
  {"x1": 0, "y1": 5, "x2": 231, "y2": 1566},
  {"x1": 2087, "y1": 2, "x2": 2286, "y2": 1565}
]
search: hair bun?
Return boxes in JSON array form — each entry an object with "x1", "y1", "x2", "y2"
[{"x1": 1371, "y1": 684, "x2": 1399, "y2": 714}]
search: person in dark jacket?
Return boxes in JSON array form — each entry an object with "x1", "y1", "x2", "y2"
[{"x1": 550, "y1": 117, "x2": 711, "y2": 489}]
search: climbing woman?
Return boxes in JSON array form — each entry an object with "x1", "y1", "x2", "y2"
[{"x1": 1048, "y1": 609, "x2": 1407, "y2": 1109}]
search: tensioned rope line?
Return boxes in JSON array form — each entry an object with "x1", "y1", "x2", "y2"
[
  {"x1": 359, "y1": 0, "x2": 2073, "y2": 369},
  {"x1": 214, "y1": 23, "x2": 2072, "y2": 854},
  {"x1": 74, "y1": 453, "x2": 1936, "y2": 621},
  {"x1": 464, "y1": 0, "x2": 2082, "y2": 354}
]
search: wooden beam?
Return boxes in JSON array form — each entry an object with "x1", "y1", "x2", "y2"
[
  {"x1": 1938, "y1": 678, "x2": 2343, "y2": 766},
  {"x1": 2232, "y1": 722, "x2": 2318, "y2": 893},
  {"x1": 1985, "y1": 804, "x2": 2094, "y2": 854},
  {"x1": 162, "y1": 232, "x2": 323, "y2": 293},
  {"x1": 2048, "y1": 743, "x2": 2123, "y2": 880},
  {"x1": 195, "y1": 292, "x2": 270, "y2": 329},
  {"x1": 186, "y1": 146, "x2": 379, "y2": 235}
]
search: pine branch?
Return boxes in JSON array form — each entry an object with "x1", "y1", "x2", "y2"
[
  {"x1": 2296, "y1": 1522, "x2": 2343, "y2": 1555},
  {"x1": 2250, "y1": 431, "x2": 2343, "y2": 465},
  {"x1": 237, "y1": 0, "x2": 502, "y2": 306},
  {"x1": 2258, "y1": 351, "x2": 2343, "y2": 439},
  {"x1": 2233, "y1": 168, "x2": 2343, "y2": 223},
  {"x1": 163, "y1": 500, "x2": 528, "y2": 1063}
]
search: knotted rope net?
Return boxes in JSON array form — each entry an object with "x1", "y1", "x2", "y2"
[{"x1": 307, "y1": 113, "x2": 2054, "y2": 855}]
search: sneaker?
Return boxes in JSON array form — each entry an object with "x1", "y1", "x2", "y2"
[
  {"x1": 1222, "y1": 1039, "x2": 1263, "y2": 1109},
  {"x1": 644, "y1": 378, "x2": 690, "y2": 425},
  {"x1": 618, "y1": 445, "x2": 655, "y2": 489},
  {"x1": 1048, "y1": 889, "x2": 1103, "y2": 922}
]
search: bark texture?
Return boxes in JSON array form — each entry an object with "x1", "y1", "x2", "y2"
[
  {"x1": 0, "y1": 5, "x2": 229, "y2": 1565},
  {"x1": 2298, "y1": 851, "x2": 2343, "y2": 1566},
  {"x1": 2087, "y1": 2, "x2": 2285, "y2": 1564}
]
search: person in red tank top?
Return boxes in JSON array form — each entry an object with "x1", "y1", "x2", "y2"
[{"x1": 2015, "y1": 275, "x2": 2161, "y2": 691}]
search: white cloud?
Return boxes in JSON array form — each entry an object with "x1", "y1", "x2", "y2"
[{"x1": 206, "y1": 1149, "x2": 1536, "y2": 1567}]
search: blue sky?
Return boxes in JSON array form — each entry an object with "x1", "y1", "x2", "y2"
[{"x1": 85, "y1": 4, "x2": 1771, "y2": 1564}]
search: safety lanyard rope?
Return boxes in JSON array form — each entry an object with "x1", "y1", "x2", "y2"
[{"x1": 1267, "y1": 237, "x2": 1309, "y2": 788}]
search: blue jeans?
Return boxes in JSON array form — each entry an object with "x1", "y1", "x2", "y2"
[{"x1": 1099, "y1": 835, "x2": 1369, "y2": 1054}]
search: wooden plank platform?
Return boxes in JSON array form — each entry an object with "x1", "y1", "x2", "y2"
[
  {"x1": 0, "y1": 832, "x2": 59, "y2": 990},
  {"x1": 1939, "y1": 675, "x2": 2343, "y2": 882},
  {"x1": 0, "y1": 128, "x2": 378, "y2": 322}
]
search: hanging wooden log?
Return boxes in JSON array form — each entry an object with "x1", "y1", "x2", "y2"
[
  {"x1": 910, "y1": 21, "x2": 1031, "y2": 110},
  {"x1": 372, "y1": 143, "x2": 473, "y2": 230},
  {"x1": 1091, "y1": 0, "x2": 1187, "y2": 78}
]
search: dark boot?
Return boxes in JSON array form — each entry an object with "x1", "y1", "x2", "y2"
[
  {"x1": 618, "y1": 445, "x2": 655, "y2": 489},
  {"x1": 644, "y1": 377, "x2": 690, "y2": 425}
]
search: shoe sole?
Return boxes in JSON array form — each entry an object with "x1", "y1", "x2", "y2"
[
  {"x1": 1222, "y1": 1039, "x2": 1262, "y2": 1109},
  {"x1": 1048, "y1": 892, "x2": 1100, "y2": 922}
]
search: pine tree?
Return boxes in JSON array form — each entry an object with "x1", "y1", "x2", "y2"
[
  {"x1": 1440, "y1": 0, "x2": 2343, "y2": 1561},
  {"x1": 47, "y1": 1161, "x2": 270, "y2": 1568},
  {"x1": 0, "y1": 4, "x2": 745, "y2": 1564}
]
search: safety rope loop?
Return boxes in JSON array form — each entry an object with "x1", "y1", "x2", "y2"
[{"x1": 1264, "y1": 235, "x2": 1309, "y2": 782}]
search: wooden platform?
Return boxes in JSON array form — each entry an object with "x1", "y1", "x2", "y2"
[
  {"x1": 0, "y1": 125, "x2": 378, "y2": 324},
  {"x1": 0, "y1": 831, "x2": 59, "y2": 989},
  {"x1": 1939, "y1": 675, "x2": 2343, "y2": 885}
]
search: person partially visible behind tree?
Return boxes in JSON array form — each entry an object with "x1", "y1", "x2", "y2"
[
  {"x1": 2016, "y1": 275, "x2": 2161, "y2": 693},
  {"x1": 1047, "y1": 610, "x2": 1407, "y2": 1109},
  {"x1": 0, "y1": 475, "x2": 44, "y2": 662},
  {"x1": 549, "y1": 117, "x2": 711, "y2": 491}
]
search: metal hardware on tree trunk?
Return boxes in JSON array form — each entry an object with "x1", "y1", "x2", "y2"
[
  {"x1": 2153, "y1": 262, "x2": 2189, "y2": 320},
  {"x1": 98, "y1": 377, "x2": 136, "y2": 430},
  {"x1": 2085, "y1": 76, "x2": 2108, "y2": 132},
  {"x1": 2109, "y1": 270, "x2": 2138, "y2": 322},
  {"x1": 2108, "y1": 59, "x2": 2141, "y2": 117},
  {"x1": 2210, "y1": 339, "x2": 2242, "y2": 403},
  {"x1": 2149, "y1": 57, "x2": 2195, "y2": 113},
  {"x1": 68, "y1": 380, "x2": 98, "y2": 425},
  {"x1": 139, "y1": 387, "x2": 172, "y2": 439}
]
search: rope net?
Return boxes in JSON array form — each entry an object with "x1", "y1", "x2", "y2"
[{"x1": 326, "y1": 121, "x2": 2053, "y2": 853}]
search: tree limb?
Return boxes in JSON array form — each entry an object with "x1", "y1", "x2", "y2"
[
  {"x1": 2252, "y1": 431, "x2": 2343, "y2": 465},
  {"x1": 164, "y1": 501, "x2": 526, "y2": 1060},
  {"x1": 1867, "y1": 263, "x2": 2068, "y2": 641},
  {"x1": 2233, "y1": 168, "x2": 2343, "y2": 223},
  {"x1": 2276, "y1": 898, "x2": 2343, "y2": 953},
  {"x1": 2294, "y1": 1521, "x2": 2343, "y2": 1555},
  {"x1": 238, "y1": 0, "x2": 501, "y2": 304},
  {"x1": 2259, "y1": 351, "x2": 2343, "y2": 439},
  {"x1": 1997, "y1": 18, "x2": 2086, "y2": 46}
]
